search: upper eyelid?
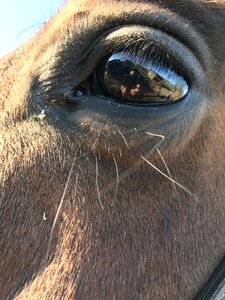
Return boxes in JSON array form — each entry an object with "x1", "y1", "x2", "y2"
[
  {"x1": 59, "y1": 7, "x2": 211, "y2": 69},
  {"x1": 39, "y1": 23, "x2": 207, "y2": 98}
]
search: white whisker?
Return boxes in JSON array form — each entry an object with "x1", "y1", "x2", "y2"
[
  {"x1": 141, "y1": 155, "x2": 198, "y2": 201},
  {"x1": 156, "y1": 148, "x2": 178, "y2": 196},
  {"x1": 112, "y1": 155, "x2": 119, "y2": 205},
  {"x1": 95, "y1": 156, "x2": 104, "y2": 210},
  {"x1": 46, "y1": 155, "x2": 76, "y2": 258},
  {"x1": 117, "y1": 128, "x2": 129, "y2": 149},
  {"x1": 145, "y1": 131, "x2": 165, "y2": 154}
]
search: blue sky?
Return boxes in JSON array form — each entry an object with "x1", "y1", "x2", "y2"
[{"x1": 0, "y1": 0, "x2": 65, "y2": 58}]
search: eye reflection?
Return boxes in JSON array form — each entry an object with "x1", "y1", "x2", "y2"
[{"x1": 96, "y1": 51, "x2": 189, "y2": 104}]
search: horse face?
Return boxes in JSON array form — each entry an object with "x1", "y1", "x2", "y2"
[{"x1": 1, "y1": 0, "x2": 225, "y2": 299}]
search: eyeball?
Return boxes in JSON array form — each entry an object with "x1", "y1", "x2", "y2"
[{"x1": 95, "y1": 51, "x2": 189, "y2": 105}]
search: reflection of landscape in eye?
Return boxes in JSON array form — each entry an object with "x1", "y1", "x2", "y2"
[{"x1": 102, "y1": 52, "x2": 188, "y2": 104}]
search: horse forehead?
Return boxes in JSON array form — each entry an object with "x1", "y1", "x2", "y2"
[
  {"x1": 0, "y1": 1, "x2": 225, "y2": 300},
  {"x1": 66, "y1": 0, "x2": 225, "y2": 7}
]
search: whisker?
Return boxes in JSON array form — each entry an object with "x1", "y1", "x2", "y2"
[
  {"x1": 117, "y1": 128, "x2": 129, "y2": 149},
  {"x1": 95, "y1": 156, "x2": 104, "y2": 210},
  {"x1": 46, "y1": 154, "x2": 77, "y2": 258},
  {"x1": 94, "y1": 131, "x2": 165, "y2": 198},
  {"x1": 112, "y1": 154, "x2": 119, "y2": 205},
  {"x1": 145, "y1": 131, "x2": 165, "y2": 154},
  {"x1": 146, "y1": 131, "x2": 179, "y2": 199},
  {"x1": 141, "y1": 155, "x2": 198, "y2": 201},
  {"x1": 156, "y1": 148, "x2": 178, "y2": 197}
]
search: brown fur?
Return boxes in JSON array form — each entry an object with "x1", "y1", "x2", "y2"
[{"x1": 1, "y1": 0, "x2": 225, "y2": 299}]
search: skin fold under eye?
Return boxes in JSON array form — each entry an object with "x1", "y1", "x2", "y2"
[{"x1": 94, "y1": 51, "x2": 189, "y2": 104}]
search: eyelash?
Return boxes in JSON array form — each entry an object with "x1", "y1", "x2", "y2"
[{"x1": 74, "y1": 43, "x2": 186, "y2": 88}]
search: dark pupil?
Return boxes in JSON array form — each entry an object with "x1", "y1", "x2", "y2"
[{"x1": 98, "y1": 52, "x2": 188, "y2": 104}]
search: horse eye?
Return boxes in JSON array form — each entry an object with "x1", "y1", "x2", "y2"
[{"x1": 92, "y1": 51, "x2": 189, "y2": 105}]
